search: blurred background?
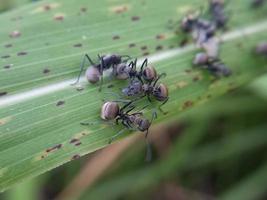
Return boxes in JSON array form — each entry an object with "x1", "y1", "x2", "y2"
[{"x1": 1, "y1": 0, "x2": 267, "y2": 200}]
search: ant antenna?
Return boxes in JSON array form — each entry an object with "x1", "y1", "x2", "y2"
[
  {"x1": 140, "y1": 58, "x2": 148, "y2": 72},
  {"x1": 153, "y1": 73, "x2": 166, "y2": 87}
]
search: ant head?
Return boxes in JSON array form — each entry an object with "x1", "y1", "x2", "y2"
[
  {"x1": 143, "y1": 66, "x2": 157, "y2": 82},
  {"x1": 86, "y1": 67, "x2": 101, "y2": 84},
  {"x1": 154, "y1": 84, "x2": 168, "y2": 101},
  {"x1": 101, "y1": 102, "x2": 120, "y2": 120},
  {"x1": 134, "y1": 117, "x2": 150, "y2": 132},
  {"x1": 111, "y1": 54, "x2": 122, "y2": 64}
]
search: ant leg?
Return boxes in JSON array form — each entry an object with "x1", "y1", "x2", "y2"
[
  {"x1": 109, "y1": 128, "x2": 127, "y2": 144},
  {"x1": 71, "y1": 54, "x2": 95, "y2": 86},
  {"x1": 152, "y1": 73, "x2": 166, "y2": 87},
  {"x1": 147, "y1": 94, "x2": 152, "y2": 102},
  {"x1": 159, "y1": 97, "x2": 169, "y2": 115},
  {"x1": 120, "y1": 101, "x2": 134, "y2": 112},
  {"x1": 125, "y1": 105, "x2": 136, "y2": 114},
  {"x1": 140, "y1": 58, "x2": 148, "y2": 72},
  {"x1": 80, "y1": 120, "x2": 114, "y2": 126},
  {"x1": 121, "y1": 55, "x2": 132, "y2": 62},
  {"x1": 98, "y1": 55, "x2": 104, "y2": 92},
  {"x1": 145, "y1": 138, "x2": 152, "y2": 162}
]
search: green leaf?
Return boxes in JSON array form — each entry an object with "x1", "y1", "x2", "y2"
[{"x1": 0, "y1": 0, "x2": 267, "y2": 192}]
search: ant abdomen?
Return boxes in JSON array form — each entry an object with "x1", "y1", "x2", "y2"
[
  {"x1": 101, "y1": 102, "x2": 120, "y2": 120},
  {"x1": 86, "y1": 66, "x2": 101, "y2": 84},
  {"x1": 143, "y1": 66, "x2": 157, "y2": 81},
  {"x1": 154, "y1": 84, "x2": 169, "y2": 101}
]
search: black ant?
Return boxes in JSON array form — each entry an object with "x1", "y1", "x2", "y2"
[
  {"x1": 121, "y1": 73, "x2": 169, "y2": 114},
  {"x1": 112, "y1": 58, "x2": 158, "y2": 83},
  {"x1": 209, "y1": 0, "x2": 229, "y2": 30},
  {"x1": 193, "y1": 52, "x2": 231, "y2": 77},
  {"x1": 81, "y1": 101, "x2": 156, "y2": 160},
  {"x1": 72, "y1": 54, "x2": 131, "y2": 91}
]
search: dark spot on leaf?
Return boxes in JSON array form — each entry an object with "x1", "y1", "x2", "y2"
[
  {"x1": 43, "y1": 5, "x2": 51, "y2": 11},
  {"x1": 72, "y1": 154, "x2": 80, "y2": 160},
  {"x1": 185, "y1": 69, "x2": 192, "y2": 73},
  {"x1": 70, "y1": 138, "x2": 79, "y2": 144},
  {"x1": 73, "y1": 43, "x2": 82, "y2": 47},
  {"x1": 43, "y1": 68, "x2": 50, "y2": 74},
  {"x1": 82, "y1": 132, "x2": 86, "y2": 136},
  {"x1": 76, "y1": 87, "x2": 84, "y2": 92},
  {"x1": 107, "y1": 84, "x2": 114, "y2": 88},
  {"x1": 129, "y1": 43, "x2": 136, "y2": 48},
  {"x1": 1, "y1": 55, "x2": 10, "y2": 59},
  {"x1": 0, "y1": 92, "x2": 7, "y2": 97},
  {"x1": 193, "y1": 76, "x2": 200, "y2": 82},
  {"x1": 3, "y1": 64, "x2": 11, "y2": 69},
  {"x1": 169, "y1": 45, "x2": 175, "y2": 49},
  {"x1": 156, "y1": 34, "x2": 165, "y2": 40},
  {"x1": 131, "y1": 16, "x2": 140, "y2": 21},
  {"x1": 81, "y1": 7, "x2": 87, "y2": 12},
  {"x1": 46, "y1": 144, "x2": 62, "y2": 153},
  {"x1": 141, "y1": 46, "x2": 147, "y2": 50},
  {"x1": 183, "y1": 101, "x2": 193, "y2": 109},
  {"x1": 4, "y1": 44, "x2": 12, "y2": 48},
  {"x1": 143, "y1": 52, "x2": 149, "y2": 56},
  {"x1": 180, "y1": 38, "x2": 189, "y2": 47},
  {"x1": 17, "y1": 51, "x2": 28, "y2": 56},
  {"x1": 54, "y1": 15, "x2": 64, "y2": 21},
  {"x1": 207, "y1": 94, "x2": 212, "y2": 98},
  {"x1": 227, "y1": 87, "x2": 237, "y2": 93},
  {"x1": 56, "y1": 100, "x2": 65, "y2": 106},
  {"x1": 41, "y1": 155, "x2": 45, "y2": 159},
  {"x1": 75, "y1": 142, "x2": 82, "y2": 146},
  {"x1": 112, "y1": 35, "x2": 120, "y2": 40},
  {"x1": 9, "y1": 30, "x2": 21, "y2": 38},
  {"x1": 45, "y1": 42, "x2": 50, "y2": 46},
  {"x1": 156, "y1": 45, "x2": 163, "y2": 51}
]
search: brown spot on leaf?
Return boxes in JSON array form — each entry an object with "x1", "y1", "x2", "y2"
[
  {"x1": 131, "y1": 16, "x2": 140, "y2": 21},
  {"x1": 43, "y1": 5, "x2": 51, "y2": 11},
  {"x1": 9, "y1": 30, "x2": 21, "y2": 38},
  {"x1": 56, "y1": 100, "x2": 65, "y2": 106},
  {"x1": 72, "y1": 154, "x2": 80, "y2": 160},
  {"x1": 43, "y1": 68, "x2": 50, "y2": 74},
  {"x1": 46, "y1": 144, "x2": 62, "y2": 153},
  {"x1": 107, "y1": 84, "x2": 114, "y2": 88},
  {"x1": 156, "y1": 34, "x2": 165, "y2": 40},
  {"x1": 176, "y1": 81, "x2": 188, "y2": 89},
  {"x1": 183, "y1": 101, "x2": 193, "y2": 109},
  {"x1": 143, "y1": 52, "x2": 149, "y2": 56},
  {"x1": 141, "y1": 46, "x2": 147, "y2": 50},
  {"x1": 0, "y1": 117, "x2": 12, "y2": 126},
  {"x1": 112, "y1": 35, "x2": 120, "y2": 40},
  {"x1": 111, "y1": 5, "x2": 129, "y2": 14},
  {"x1": 75, "y1": 142, "x2": 82, "y2": 146},
  {"x1": 54, "y1": 14, "x2": 65, "y2": 21},
  {"x1": 156, "y1": 45, "x2": 163, "y2": 51},
  {"x1": 70, "y1": 138, "x2": 80, "y2": 144},
  {"x1": 193, "y1": 76, "x2": 200, "y2": 82},
  {"x1": 73, "y1": 43, "x2": 82, "y2": 47},
  {"x1": 185, "y1": 69, "x2": 192, "y2": 73},
  {"x1": 1, "y1": 55, "x2": 10, "y2": 59},
  {"x1": 17, "y1": 51, "x2": 28, "y2": 56},
  {"x1": 4, "y1": 44, "x2": 12, "y2": 48},
  {"x1": 169, "y1": 45, "x2": 175, "y2": 49},
  {"x1": 129, "y1": 43, "x2": 136, "y2": 48}
]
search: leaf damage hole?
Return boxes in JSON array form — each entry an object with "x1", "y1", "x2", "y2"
[
  {"x1": 9, "y1": 30, "x2": 21, "y2": 38},
  {"x1": 72, "y1": 154, "x2": 81, "y2": 160},
  {"x1": 131, "y1": 16, "x2": 140, "y2": 21},
  {"x1": 73, "y1": 43, "x2": 83, "y2": 47},
  {"x1": 17, "y1": 51, "x2": 28, "y2": 56},
  {"x1": 56, "y1": 100, "x2": 65, "y2": 106}
]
